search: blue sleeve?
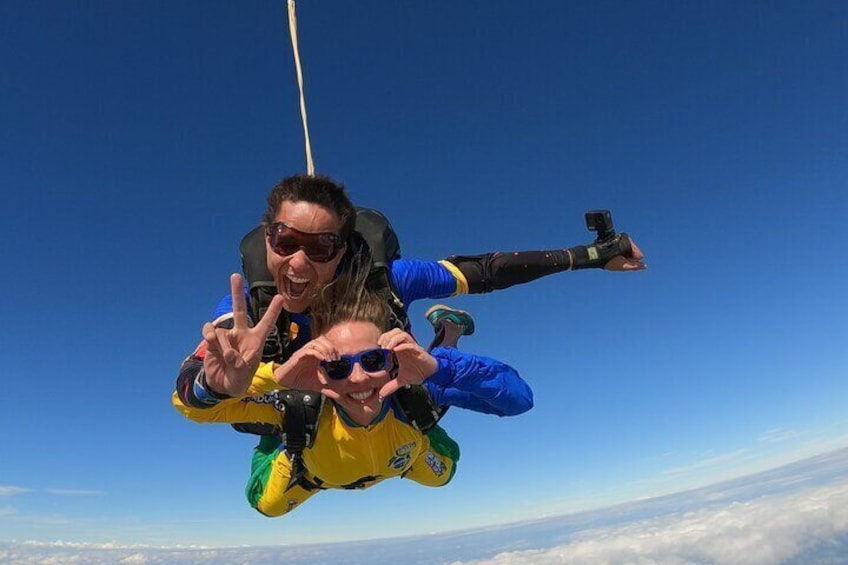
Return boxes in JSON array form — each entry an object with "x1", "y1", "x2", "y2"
[
  {"x1": 211, "y1": 294, "x2": 236, "y2": 321},
  {"x1": 424, "y1": 347, "x2": 534, "y2": 417},
  {"x1": 210, "y1": 290, "x2": 253, "y2": 325},
  {"x1": 389, "y1": 259, "x2": 458, "y2": 304}
]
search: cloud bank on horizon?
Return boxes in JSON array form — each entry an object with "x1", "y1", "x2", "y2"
[
  {"x1": 4, "y1": 447, "x2": 848, "y2": 565},
  {"x1": 453, "y1": 481, "x2": 848, "y2": 565}
]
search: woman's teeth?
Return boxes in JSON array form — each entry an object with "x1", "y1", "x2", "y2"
[
  {"x1": 349, "y1": 390, "x2": 375, "y2": 402},
  {"x1": 286, "y1": 275, "x2": 310, "y2": 297}
]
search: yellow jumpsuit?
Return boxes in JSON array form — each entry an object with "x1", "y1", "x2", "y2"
[{"x1": 173, "y1": 364, "x2": 459, "y2": 516}]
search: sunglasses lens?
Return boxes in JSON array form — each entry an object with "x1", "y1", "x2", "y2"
[
  {"x1": 271, "y1": 235, "x2": 301, "y2": 256},
  {"x1": 322, "y1": 359, "x2": 353, "y2": 380},
  {"x1": 319, "y1": 349, "x2": 390, "y2": 380},
  {"x1": 269, "y1": 225, "x2": 339, "y2": 263},
  {"x1": 360, "y1": 349, "x2": 388, "y2": 372},
  {"x1": 303, "y1": 244, "x2": 336, "y2": 262}
]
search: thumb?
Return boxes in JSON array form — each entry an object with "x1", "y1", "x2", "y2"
[{"x1": 378, "y1": 379, "x2": 401, "y2": 402}]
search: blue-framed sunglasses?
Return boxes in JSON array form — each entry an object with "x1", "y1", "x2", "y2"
[{"x1": 320, "y1": 348, "x2": 393, "y2": 380}]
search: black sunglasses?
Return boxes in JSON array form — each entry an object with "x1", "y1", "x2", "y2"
[
  {"x1": 320, "y1": 348, "x2": 392, "y2": 380},
  {"x1": 266, "y1": 222, "x2": 344, "y2": 263}
]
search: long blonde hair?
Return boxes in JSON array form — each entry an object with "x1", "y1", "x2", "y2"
[{"x1": 309, "y1": 252, "x2": 392, "y2": 337}]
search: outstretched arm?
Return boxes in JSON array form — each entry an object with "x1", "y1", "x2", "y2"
[
  {"x1": 424, "y1": 347, "x2": 534, "y2": 417},
  {"x1": 389, "y1": 238, "x2": 645, "y2": 306},
  {"x1": 444, "y1": 239, "x2": 645, "y2": 295}
]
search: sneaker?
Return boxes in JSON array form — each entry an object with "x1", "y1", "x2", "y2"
[{"x1": 424, "y1": 304, "x2": 475, "y2": 336}]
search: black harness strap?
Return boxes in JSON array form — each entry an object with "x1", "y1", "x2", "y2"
[
  {"x1": 273, "y1": 391, "x2": 324, "y2": 492},
  {"x1": 393, "y1": 385, "x2": 442, "y2": 432},
  {"x1": 340, "y1": 475, "x2": 380, "y2": 490}
]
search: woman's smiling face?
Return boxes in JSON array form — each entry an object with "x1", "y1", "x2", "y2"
[
  {"x1": 264, "y1": 200, "x2": 347, "y2": 313},
  {"x1": 321, "y1": 320, "x2": 392, "y2": 426}
]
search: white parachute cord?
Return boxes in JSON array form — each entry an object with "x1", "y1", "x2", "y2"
[{"x1": 287, "y1": 0, "x2": 314, "y2": 176}]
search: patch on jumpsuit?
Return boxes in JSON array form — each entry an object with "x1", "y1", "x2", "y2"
[{"x1": 425, "y1": 451, "x2": 446, "y2": 476}]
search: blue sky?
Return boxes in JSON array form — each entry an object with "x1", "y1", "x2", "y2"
[{"x1": 1, "y1": 0, "x2": 847, "y2": 552}]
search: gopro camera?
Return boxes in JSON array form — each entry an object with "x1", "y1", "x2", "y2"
[{"x1": 585, "y1": 209, "x2": 615, "y2": 243}]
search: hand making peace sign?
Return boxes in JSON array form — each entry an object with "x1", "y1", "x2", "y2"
[{"x1": 201, "y1": 273, "x2": 284, "y2": 396}]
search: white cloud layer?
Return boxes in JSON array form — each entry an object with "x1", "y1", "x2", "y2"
[
  {"x1": 3, "y1": 448, "x2": 848, "y2": 564},
  {"x1": 4, "y1": 482, "x2": 848, "y2": 564},
  {"x1": 0, "y1": 486, "x2": 30, "y2": 497},
  {"x1": 453, "y1": 481, "x2": 848, "y2": 565},
  {"x1": 43, "y1": 488, "x2": 104, "y2": 496}
]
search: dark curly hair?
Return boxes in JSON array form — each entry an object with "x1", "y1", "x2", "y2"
[{"x1": 262, "y1": 174, "x2": 357, "y2": 241}]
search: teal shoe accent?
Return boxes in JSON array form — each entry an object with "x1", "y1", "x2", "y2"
[{"x1": 424, "y1": 304, "x2": 475, "y2": 336}]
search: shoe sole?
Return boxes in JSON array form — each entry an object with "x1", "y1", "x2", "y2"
[{"x1": 425, "y1": 304, "x2": 475, "y2": 335}]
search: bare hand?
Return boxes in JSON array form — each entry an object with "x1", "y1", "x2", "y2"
[
  {"x1": 605, "y1": 239, "x2": 647, "y2": 271},
  {"x1": 273, "y1": 335, "x2": 338, "y2": 396},
  {"x1": 202, "y1": 273, "x2": 284, "y2": 396},
  {"x1": 377, "y1": 329, "x2": 438, "y2": 400}
]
